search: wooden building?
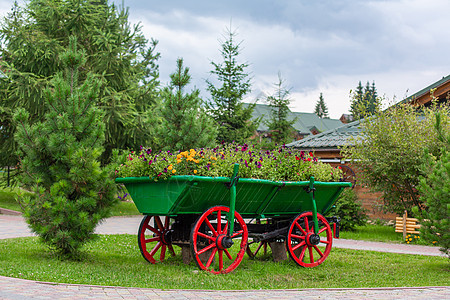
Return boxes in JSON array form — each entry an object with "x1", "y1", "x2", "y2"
[{"x1": 287, "y1": 75, "x2": 450, "y2": 220}]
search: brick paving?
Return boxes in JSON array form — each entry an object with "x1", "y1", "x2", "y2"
[{"x1": 0, "y1": 214, "x2": 448, "y2": 299}]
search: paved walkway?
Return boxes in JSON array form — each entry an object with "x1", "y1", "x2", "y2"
[{"x1": 0, "y1": 214, "x2": 448, "y2": 299}]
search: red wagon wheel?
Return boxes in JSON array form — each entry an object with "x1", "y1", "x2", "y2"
[
  {"x1": 246, "y1": 240, "x2": 269, "y2": 258},
  {"x1": 138, "y1": 215, "x2": 175, "y2": 264},
  {"x1": 246, "y1": 219, "x2": 269, "y2": 259},
  {"x1": 286, "y1": 211, "x2": 332, "y2": 268},
  {"x1": 190, "y1": 206, "x2": 248, "y2": 274}
]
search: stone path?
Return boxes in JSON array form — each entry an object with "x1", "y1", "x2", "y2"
[{"x1": 0, "y1": 214, "x2": 448, "y2": 299}]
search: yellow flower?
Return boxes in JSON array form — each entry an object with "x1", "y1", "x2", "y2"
[
  {"x1": 177, "y1": 154, "x2": 182, "y2": 159},
  {"x1": 194, "y1": 159, "x2": 200, "y2": 164},
  {"x1": 168, "y1": 165, "x2": 173, "y2": 170},
  {"x1": 194, "y1": 170, "x2": 198, "y2": 174},
  {"x1": 187, "y1": 156, "x2": 194, "y2": 162},
  {"x1": 172, "y1": 169, "x2": 176, "y2": 174},
  {"x1": 177, "y1": 159, "x2": 182, "y2": 164},
  {"x1": 210, "y1": 156, "x2": 217, "y2": 161}
]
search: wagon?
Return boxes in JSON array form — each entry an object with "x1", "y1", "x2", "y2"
[{"x1": 115, "y1": 164, "x2": 351, "y2": 274}]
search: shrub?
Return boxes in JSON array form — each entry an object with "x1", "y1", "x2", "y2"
[
  {"x1": 343, "y1": 102, "x2": 450, "y2": 215},
  {"x1": 14, "y1": 37, "x2": 117, "y2": 258},
  {"x1": 326, "y1": 189, "x2": 368, "y2": 231}
]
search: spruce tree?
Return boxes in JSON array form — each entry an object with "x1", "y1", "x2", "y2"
[
  {"x1": 14, "y1": 37, "x2": 117, "y2": 258},
  {"x1": 0, "y1": 0, "x2": 160, "y2": 167},
  {"x1": 314, "y1": 93, "x2": 329, "y2": 118},
  {"x1": 206, "y1": 27, "x2": 257, "y2": 144},
  {"x1": 157, "y1": 58, "x2": 217, "y2": 150},
  {"x1": 350, "y1": 81, "x2": 380, "y2": 120},
  {"x1": 265, "y1": 73, "x2": 296, "y2": 145}
]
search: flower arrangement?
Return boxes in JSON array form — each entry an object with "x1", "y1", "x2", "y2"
[{"x1": 115, "y1": 143, "x2": 343, "y2": 182}]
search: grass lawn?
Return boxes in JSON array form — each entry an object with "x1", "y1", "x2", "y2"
[
  {"x1": 0, "y1": 235, "x2": 447, "y2": 289},
  {"x1": 340, "y1": 224, "x2": 403, "y2": 243},
  {"x1": 0, "y1": 187, "x2": 140, "y2": 216}
]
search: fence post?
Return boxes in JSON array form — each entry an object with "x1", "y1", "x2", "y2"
[{"x1": 402, "y1": 210, "x2": 407, "y2": 240}]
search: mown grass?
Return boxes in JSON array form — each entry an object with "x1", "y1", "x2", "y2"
[
  {"x1": 0, "y1": 187, "x2": 139, "y2": 216},
  {"x1": 0, "y1": 235, "x2": 447, "y2": 289},
  {"x1": 340, "y1": 224, "x2": 403, "y2": 243}
]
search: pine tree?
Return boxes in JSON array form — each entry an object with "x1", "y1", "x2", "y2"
[
  {"x1": 265, "y1": 73, "x2": 296, "y2": 145},
  {"x1": 0, "y1": 0, "x2": 160, "y2": 167},
  {"x1": 350, "y1": 81, "x2": 380, "y2": 120},
  {"x1": 157, "y1": 58, "x2": 217, "y2": 150},
  {"x1": 206, "y1": 27, "x2": 257, "y2": 144},
  {"x1": 314, "y1": 93, "x2": 329, "y2": 118},
  {"x1": 14, "y1": 37, "x2": 117, "y2": 257}
]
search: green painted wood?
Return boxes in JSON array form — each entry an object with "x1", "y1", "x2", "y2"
[{"x1": 115, "y1": 176, "x2": 351, "y2": 217}]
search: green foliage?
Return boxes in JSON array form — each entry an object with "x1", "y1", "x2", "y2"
[
  {"x1": 326, "y1": 189, "x2": 367, "y2": 231},
  {"x1": 350, "y1": 81, "x2": 381, "y2": 120},
  {"x1": 314, "y1": 93, "x2": 329, "y2": 119},
  {"x1": 155, "y1": 58, "x2": 217, "y2": 150},
  {"x1": 116, "y1": 144, "x2": 342, "y2": 182},
  {"x1": 416, "y1": 111, "x2": 450, "y2": 257},
  {"x1": 0, "y1": 0, "x2": 160, "y2": 166},
  {"x1": 265, "y1": 73, "x2": 296, "y2": 145},
  {"x1": 206, "y1": 27, "x2": 257, "y2": 144},
  {"x1": 343, "y1": 103, "x2": 450, "y2": 215},
  {"x1": 14, "y1": 37, "x2": 118, "y2": 258}
]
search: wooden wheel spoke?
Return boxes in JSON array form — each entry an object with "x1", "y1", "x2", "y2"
[
  {"x1": 295, "y1": 221, "x2": 307, "y2": 235},
  {"x1": 205, "y1": 248, "x2": 217, "y2": 269},
  {"x1": 313, "y1": 245, "x2": 324, "y2": 257},
  {"x1": 168, "y1": 244, "x2": 176, "y2": 256},
  {"x1": 218, "y1": 250, "x2": 223, "y2": 271},
  {"x1": 299, "y1": 245, "x2": 307, "y2": 261},
  {"x1": 304, "y1": 217, "x2": 310, "y2": 232},
  {"x1": 144, "y1": 237, "x2": 160, "y2": 243},
  {"x1": 231, "y1": 230, "x2": 243, "y2": 238},
  {"x1": 205, "y1": 218, "x2": 218, "y2": 237},
  {"x1": 217, "y1": 210, "x2": 222, "y2": 234},
  {"x1": 320, "y1": 239, "x2": 330, "y2": 245},
  {"x1": 223, "y1": 222, "x2": 229, "y2": 234},
  {"x1": 197, "y1": 242, "x2": 216, "y2": 255},
  {"x1": 149, "y1": 242, "x2": 161, "y2": 256},
  {"x1": 155, "y1": 216, "x2": 164, "y2": 231},
  {"x1": 160, "y1": 244, "x2": 166, "y2": 261},
  {"x1": 145, "y1": 224, "x2": 159, "y2": 234},
  {"x1": 293, "y1": 241, "x2": 306, "y2": 251},
  {"x1": 291, "y1": 234, "x2": 305, "y2": 240},
  {"x1": 197, "y1": 231, "x2": 215, "y2": 242},
  {"x1": 164, "y1": 216, "x2": 170, "y2": 229},
  {"x1": 309, "y1": 246, "x2": 314, "y2": 263},
  {"x1": 224, "y1": 249, "x2": 233, "y2": 260},
  {"x1": 318, "y1": 226, "x2": 327, "y2": 234},
  {"x1": 254, "y1": 242, "x2": 264, "y2": 254}
]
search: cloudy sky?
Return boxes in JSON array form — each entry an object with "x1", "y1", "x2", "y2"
[{"x1": 2, "y1": 0, "x2": 450, "y2": 118}]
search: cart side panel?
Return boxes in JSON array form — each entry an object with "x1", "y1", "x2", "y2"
[
  {"x1": 123, "y1": 180, "x2": 188, "y2": 215},
  {"x1": 262, "y1": 185, "x2": 346, "y2": 216}
]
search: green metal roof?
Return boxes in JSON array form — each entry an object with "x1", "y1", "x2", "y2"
[
  {"x1": 246, "y1": 103, "x2": 343, "y2": 135},
  {"x1": 286, "y1": 119, "x2": 362, "y2": 149},
  {"x1": 398, "y1": 74, "x2": 450, "y2": 105}
]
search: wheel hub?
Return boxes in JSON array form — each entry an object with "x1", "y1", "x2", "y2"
[
  {"x1": 307, "y1": 233, "x2": 321, "y2": 246},
  {"x1": 217, "y1": 234, "x2": 234, "y2": 249},
  {"x1": 161, "y1": 230, "x2": 172, "y2": 245}
]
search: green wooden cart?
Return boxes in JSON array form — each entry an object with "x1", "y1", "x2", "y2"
[{"x1": 115, "y1": 164, "x2": 351, "y2": 274}]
